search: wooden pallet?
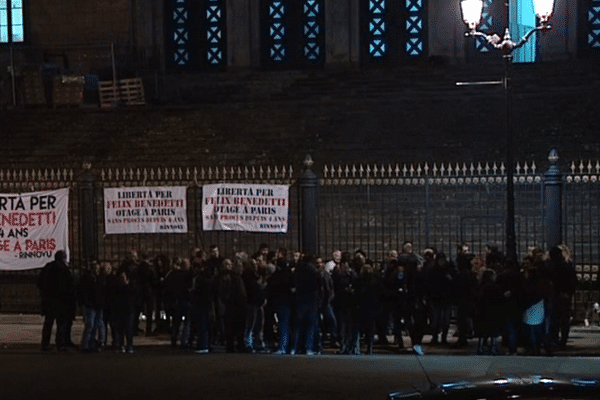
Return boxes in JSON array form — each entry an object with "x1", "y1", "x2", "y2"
[
  {"x1": 52, "y1": 75, "x2": 84, "y2": 105},
  {"x1": 20, "y1": 69, "x2": 46, "y2": 105},
  {"x1": 99, "y1": 77, "x2": 145, "y2": 107}
]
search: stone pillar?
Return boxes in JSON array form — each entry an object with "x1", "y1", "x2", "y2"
[
  {"x1": 299, "y1": 155, "x2": 318, "y2": 256},
  {"x1": 539, "y1": 0, "x2": 578, "y2": 61},
  {"x1": 326, "y1": 0, "x2": 358, "y2": 66},
  {"x1": 80, "y1": 164, "x2": 97, "y2": 262},
  {"x1": 227, "y1": 0, "x2": 252, "y2": 69},
  {"x1": 429, "y1": 0, "x2": 465, "y2": 63},
  {"x1": 543, "y1": 149, "x2": 563, "y2": 250}
]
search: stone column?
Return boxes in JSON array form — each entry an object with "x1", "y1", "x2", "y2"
[
  {"x1": 227, "y1": 0, "x2": 252, "y2": 69},
  {"x1": 326, "y1": 0, "x2": 357, "y2": 66}
]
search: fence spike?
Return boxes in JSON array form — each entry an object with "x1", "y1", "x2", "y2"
[
  {"x1": 394, "y1": 164, "x2": 400, "y2": 177},
  {"x1": 447, "y1": 163, "x2": 453, "y2": 176},
  {"x1": 424, "y1": 163, "x2": 429, "y2": 175},
  {"x1": 288, "y1": 166, "x2": 293, "y2": 180},
  {"x1": 236, "y1": 167, "x2": 242, "y2": 180},
  {"x1": 372, "y1": 164, "x2": 377, "y2": 177},
  {"x1": 251, "y1": 166, "x2": 256, "y2": 179},
  {"x1": 266, "y1": 166, "x2": 272, "y2": 179},
  {"x1": 258, "y1": 166, "x2": 264, "y2": 179},
  {"x1": 515, "y1": 162, "x2": 521, "y2": 174},
  {"x1": 596, "y1": 161, "x2": 600, "y2": 174},
  {"x1": 365, "y1": 165, "x2": 371, "y2": 177},
  {"x1": 402, "y1": 164, "x2": 408, "y2": 177},
  {"x1": 579, "y1": 161, "x2": 585, "y2": 174},
  {"x1": 243, "y1": 166, "x2": 248, "y2": 180},
  {"x1": 500, "y1": 162, "x2": 505, "y2": 175},
  {"x1": 51, "y1": 169, "x2": 57, "y2": 181},
  {"x1": 432, "y1": 163, "x2": 438, "y2": 176},
  {"x1": 215, "y1": 167, "x2": 220, "y2": 180},
  {"x1": 274, "y1": 166, "x2": 280, "y2": 179},
  {"x1": 416, "y1": 164, "x2": 422, "y2": 176},
  {"x1": 323, "y1": 165, "x2": 329, "y2": 178},
  {"x1": 588, "y1": 161, "x2": 593, "y2": 174},
  {"x1": 350, "y1": 165, "x2": 356, "y2": 178}
]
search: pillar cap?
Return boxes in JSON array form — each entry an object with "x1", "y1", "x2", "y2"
[
  {"x1": 303, "y1": 154, "x2": 314, "y2": 169},
  {"x1": 548, "y1": 148, "x2": 559, "y2": 163}
]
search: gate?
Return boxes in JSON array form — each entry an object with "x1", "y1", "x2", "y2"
[{"x1": 1, "y1": 158, "x2": 599, "y2": 319}]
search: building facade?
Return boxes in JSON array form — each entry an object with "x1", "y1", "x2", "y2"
[{"x1": 0, "y1": 0, "x2": 596, "y2": 76}]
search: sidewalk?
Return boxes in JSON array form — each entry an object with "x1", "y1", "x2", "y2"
[{"x1": 1, "y1": 313, "x2": 599, "y2": 355}]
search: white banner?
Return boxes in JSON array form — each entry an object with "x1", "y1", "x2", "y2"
[
  {"x1": 202, "y1": 184, "x2": 289, "y2": 233},
  {"x1": 0, "y1": 188, "x2": 69, "y2": 271},
  {"x1": 104, "y1": 186, "x2": 188, "y2": 234}
]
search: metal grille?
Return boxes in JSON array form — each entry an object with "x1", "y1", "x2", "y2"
[
  {"x1": 268, "y1": 1, "x2": 287, "y2": 63},
  {"x1": 171, "y1": 0, "x2": 191, "y2": 66},
  {"x1": 589, "y1": 0, "x2": 600, "y2": 48},
  {"x1": 368, "y1": 0, "x2": 388, "y2": 58},
  {"x1": 303, "y1": 0, "x2": 324, "y2": 62},
  {"x1": 3, "y1": 159, "x2": 600, "y2": 316},
  {"x1": 206, "y1": 0, "x2": 225, "y2": 65},
  {"x1": 405, "y1": 0, "x2": 425, "y2": 57},
  {"x1": 318, "y1": 162, "x2": 543, "y2": 262}
]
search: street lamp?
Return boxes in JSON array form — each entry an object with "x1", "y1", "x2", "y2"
[{"x1": 460, "y1": 0, "x2": 555, "y2": 263}]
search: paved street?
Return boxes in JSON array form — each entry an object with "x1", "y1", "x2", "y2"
[{"x1": 1, "y1": 313, "x2": 600, "y2": 400}]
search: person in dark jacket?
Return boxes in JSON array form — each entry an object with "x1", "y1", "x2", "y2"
[
  {"x1": 38, "y1": 250, "x2": 75, "y2": 351},
  {"x1": 117, "y1": 250, "x2": 141, "y2": 351},
  {"x1": 451, "y1": 243, "x2": 476, "y2": 348},
  {"x1": 316, "y1": 256, "x2": 337, "y2": 352},
  {"x1": 356, "y1": 263, "x2": 381, "y2": 354},
  {"x1": 474, "y1": 268, "x2": 504, "y2": 355},
  {"x1": 548, "y1": 245, "x2": 578, "y2": 348},
  {"x1": 215, "y1": 258, "x2": 247, "y2": 352},
  {"x1": 290, "y1": 254, "x2": 321, "y2": 355},
  {"x1": 427, "y1": 252, "x2": 453, "y2": 345},
  {"x1": 78, "y1": 261, "x2": 106, "y2": 352},
  {"x1": 243, "y1": 257, "x2": 268, "y2": 352},
  {"x1": 165, "y1": 257, "x2": 193, "y2": 349},
  {"x1": 137, "y1": 252, "x2": 157, "y2": 336},
  {"x1": 267, "y1": 249, "x2": 295, "y2": 354},
  {"x1": 332, "y1": 252, "x2": 358, "y2": 354},
  {"x1": 190, "y1": 257, "x2": 214, "y2": 354}
]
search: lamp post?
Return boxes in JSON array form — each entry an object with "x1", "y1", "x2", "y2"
[{"x1": 460, "y1": 0, "x2": 555, "y2": 263}]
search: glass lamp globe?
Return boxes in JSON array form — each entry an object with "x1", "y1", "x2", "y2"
[{"x1": 461, "y1": 0, "x2": 483, "y2": 30}]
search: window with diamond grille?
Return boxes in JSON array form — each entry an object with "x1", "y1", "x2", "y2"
[
  {"x1": 268, "y1": 0, "x2": 287, "y2": 63},
  {"x1": 205, "y1": 0, "x2": 225, "y2": 65},
  {"x1": 405, "y1": 0, "x2": 425, "y2": 57},
  {"x1": 166, "y1": 0, "x2": 226, "y2": 70},
  {"x1": 170, "y1": 0, "x2": 191, "y2": 67},
  {"x1": 303, "y1": 0, "x2": 324, "y2": 63},
  {"x1": 363, "y1": 0, "x2": 427, "y2": 63},
  {"x1": 1, "y1": 0, "x2": 24, "y2": 44},
  {"x1": 262, "y1": 0, "x2": 324, "y2": 67},
  {"x1": 368, "y1": 0, "x2": 388, "y2": 58},
  {"x1": 589, "y1": 0, "x2": 600, "y2": 49}
]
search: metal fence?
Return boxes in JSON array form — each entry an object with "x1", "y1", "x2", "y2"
[{"x1": 0, "y1": 159, "x2": 599, "y2": 319}]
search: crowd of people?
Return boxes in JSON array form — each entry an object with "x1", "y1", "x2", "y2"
[{"x1": 36, "y1": 241, "x2": 578, "y2": 356}]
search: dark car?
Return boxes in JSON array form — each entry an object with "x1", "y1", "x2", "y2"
[{"x1": 388, "y1": 374, "x2": 600, "y2": 399}]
